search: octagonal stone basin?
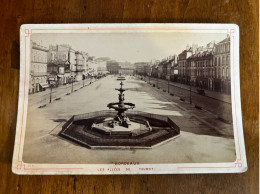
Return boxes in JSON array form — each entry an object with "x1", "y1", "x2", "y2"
[{"x1": 59, "y1": 110, "x2": 180, "y2": 149}]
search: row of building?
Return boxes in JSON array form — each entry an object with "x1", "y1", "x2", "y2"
[
  {"x1": 134, "y1": 36, "x2": 231, "y2": 94},
  {"x1": 106, "y1": 61, "x2": 135, "y2": 75},
  {"x1": 30, "y1": 41, "x2": 143, "y2": 94},
  {"x1": 30, "y1": 42, "x2": 110, "y2": 94},
  {"x1": 30, "y1": 35, "x2": 231, "y2": 94}
]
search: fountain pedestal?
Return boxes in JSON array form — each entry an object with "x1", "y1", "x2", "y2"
[{"x1": 107, "y1": 81, "x2": 136, "y2": 129}]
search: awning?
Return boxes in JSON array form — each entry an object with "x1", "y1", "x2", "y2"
[
  {"x1": 39, "y1": 83, "x2": 49, "y2": 88},
  {"x1": 98, "y1": 70, "x2": 109, "y2": 74}
]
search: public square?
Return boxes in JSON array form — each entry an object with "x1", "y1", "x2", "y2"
[{"x1": 22, "y1": 75, "x2": 236, "y2": 164}]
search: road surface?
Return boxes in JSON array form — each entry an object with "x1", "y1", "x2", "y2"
[
  {"x1": 22, "y1": 75, "x2": 236, "y2": 164},
  {"x1": 143, "y1": 76, "x2": 232, "y2": 122}
]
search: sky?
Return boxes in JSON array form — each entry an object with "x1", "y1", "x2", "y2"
[{"x1": 31, "y1": 32, "x2": 227, "y2": 63}]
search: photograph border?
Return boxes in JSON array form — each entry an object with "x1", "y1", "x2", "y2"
[{"x1": 12, "y1": 23, "x2": 247, "y2": 175}]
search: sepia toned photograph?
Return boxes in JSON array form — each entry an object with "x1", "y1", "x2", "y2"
[{"x1": 12, "y1": 24, "x2": 246, "y2": 174}]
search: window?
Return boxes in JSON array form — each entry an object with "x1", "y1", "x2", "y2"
[
  {"x1": 222, "y1": 68, "x2": 225, "y2": 77},
  {"x1": 226, "y1": 68, "x2": 229, "y2": 78},
  {"x1": 222, "y1": 56, "x2": 225, "y2": 66},
  {"x1": 226, "y1": 55, "x2": 229, "y2": 65}
]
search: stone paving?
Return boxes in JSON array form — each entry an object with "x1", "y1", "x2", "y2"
[
  {"x1": 22, "y1": 75, "x2": 236, "y2": 164},
  {"x1": 143, "y1": 77, "x2": 233, "y2": 122}
]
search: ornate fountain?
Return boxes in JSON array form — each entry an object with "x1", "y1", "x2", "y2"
[
  {"x1": 59, "y1": 77, "x2": 180, "y2": 149},
  {"x1": 107, "y1": 81, "x2": 135, "y2": 128}
]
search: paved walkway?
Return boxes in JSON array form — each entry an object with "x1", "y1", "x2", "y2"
[
  {"x1": 140, "y1": 76, "x2": 232, "y2": 122},
  {"x1": 143, "y1": 77, "x2": 231, "y2": 103},
  {"x1": 23, "y1": 76, "x2": 235, "y2": 164},
  {"x1": 28, "y1": 78, "x2": 96, "y2": 111},
  {"x1": 29, "y1": 78, "x2": 93, "y2": 101}
]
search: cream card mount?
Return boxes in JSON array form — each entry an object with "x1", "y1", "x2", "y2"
[{"x1": 12, "y1": 23, "x2": 246, "y2": 175}]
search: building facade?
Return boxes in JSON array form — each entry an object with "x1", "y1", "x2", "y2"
[
  {"x1": 178, "y1": 47, "x2": 193, "y2": 84},
  {"x1": 134, "y1": 62, "x2": 148, "y2": 75},
  {"x1": 213, "y1": 37, "x2": 231, "y2": 93},
  {"x1": 95, "y1": 57, "x2": 109, "y2": 76},
  {"x1": 107, "y1": 60, "x2": 120, "y2": 74},
  {"x1": 48, "y1": 44, "x2": 77, "y2": 85},
  {"x1": 187, "y1": 51, "x2": 214, "y2": 89},
  {"x1": 87, "y1": 56, "x2": 98, "y2": 77},
  {"x1": 186, "y1": 42, "x2": 215, "y2": 90},
  {"x1": 118, "y1": 68, "x2": 135, "y2": 75},
  {"x1": 75, "y1": 51, "x2": 84, "y2": 81},
  {"x1": 151, "y1": 65, "x2": 159, "y2": 78},
  {"x1": 30, "y1": 41, "x2": 49, "y2": 94}
]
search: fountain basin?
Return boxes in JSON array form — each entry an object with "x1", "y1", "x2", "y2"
[{"x1": 59, "y1": 110, "x2": 180, "y2": 149}]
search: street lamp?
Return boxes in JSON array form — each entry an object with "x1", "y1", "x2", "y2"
[
  {"x1": 71, "y1": 76, "x2": 74, "y2": 93},
  {"x1": 168, "y1": 65, "x2": 171, "y2": 93},
  {"x1": 157, "y1": 73, "x2": 159, "y2": 88},
  {"x1": 189, "y1": 63, "x2": 192, "y2": 104},
  {"x1": 49, "y1": 81, "x2": 55, "y2": 103},
  {"x1": 82, "y1": 74, "x2": 85, "y2": 87}
]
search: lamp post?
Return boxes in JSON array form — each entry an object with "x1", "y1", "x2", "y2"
[
  {"x1": 82, "y1": 74, "x2": 85, "y2": 87},
  {"x1": 71, "y1": 76, "x2": 74, "y2": 93},
  {"x1": 157, "y1": 75, "x2": 159, "y2": 88},
  {"x1": 49, "y1": 85, "x2": 52, "y2": 103},
  {"x1": 168, "y1": 65, "x2": 171, "y2": 93},
  {"x1": 189, "y1": 63, "x2": 192, "y2": 104},
  {"x1": 49, "y1": 81, "x2": 55, "y2": 103}
]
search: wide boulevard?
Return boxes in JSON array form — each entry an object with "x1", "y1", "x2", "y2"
[{"x1": 23, "y1": 75, "x2": 236, "y2": 164}]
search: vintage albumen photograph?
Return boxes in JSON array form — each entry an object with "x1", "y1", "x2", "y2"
[{"x1": 22, "y1": 31, "x2": 236, "y2": 165}]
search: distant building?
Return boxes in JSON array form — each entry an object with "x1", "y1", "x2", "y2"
[
  {"x1": 166, "y1": 55, "x2": 177, "y2": 81},
  {"x1": 47, "y1": 62, "x2": 65, "y2": 86},
  {"x1": 87, "y1": 56, "x2": 98, "y2": 77},
  {"x1": 48, "y1": 44, "x2": 76, "y2": 85},
  {"x1": 107, "y1": 60, "x2": 120, "y2": 74},
  {"x1": 149, "y1": 60, "x2": 160, "y2": 78},
  {"x1": 213, "y1": 36, "x2": 231, "y2": 93},
  {"x1": 118, "y1": 61, "x2": 135, "y2": 75},
  {"x1": 177, "y1": 45, "x2": 195, "y2": 84},
  {"x1": 68, "y1": 48, "x2": 76, "y2": 80},
  {"x1": 118, "y1": 61, "x2": 135, "y2": 69},
  {"x1": 151, "y1": 65, "x2": 159, "y2": 78},
  {"x1": 75, "y1": 51, "x2": 84, "y2": 81},
  {"x1": 118, "y1": 68, "x2": 135, "y2": 75},
  {"x1": 30, "y1": 41, "x2": 49, "y2": 94},
  {"x1": 187, "y1": 42, "x2": 215, "y2": 90},
  {"x1": 134, "y1": 62, "x2": 148, "y2": 75},
  {"x1": 95, "y1": 57, "x2": 109, "y2": 76},
  {"x1": 144, "y1": 65, "x2": 152, "y2": 77},
  {"x1": 157, "y1": 60, "x2": 167, "y2": 79},
  {"x1": 81, "y1": 52, "x2": 89, "y2": 78}
]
